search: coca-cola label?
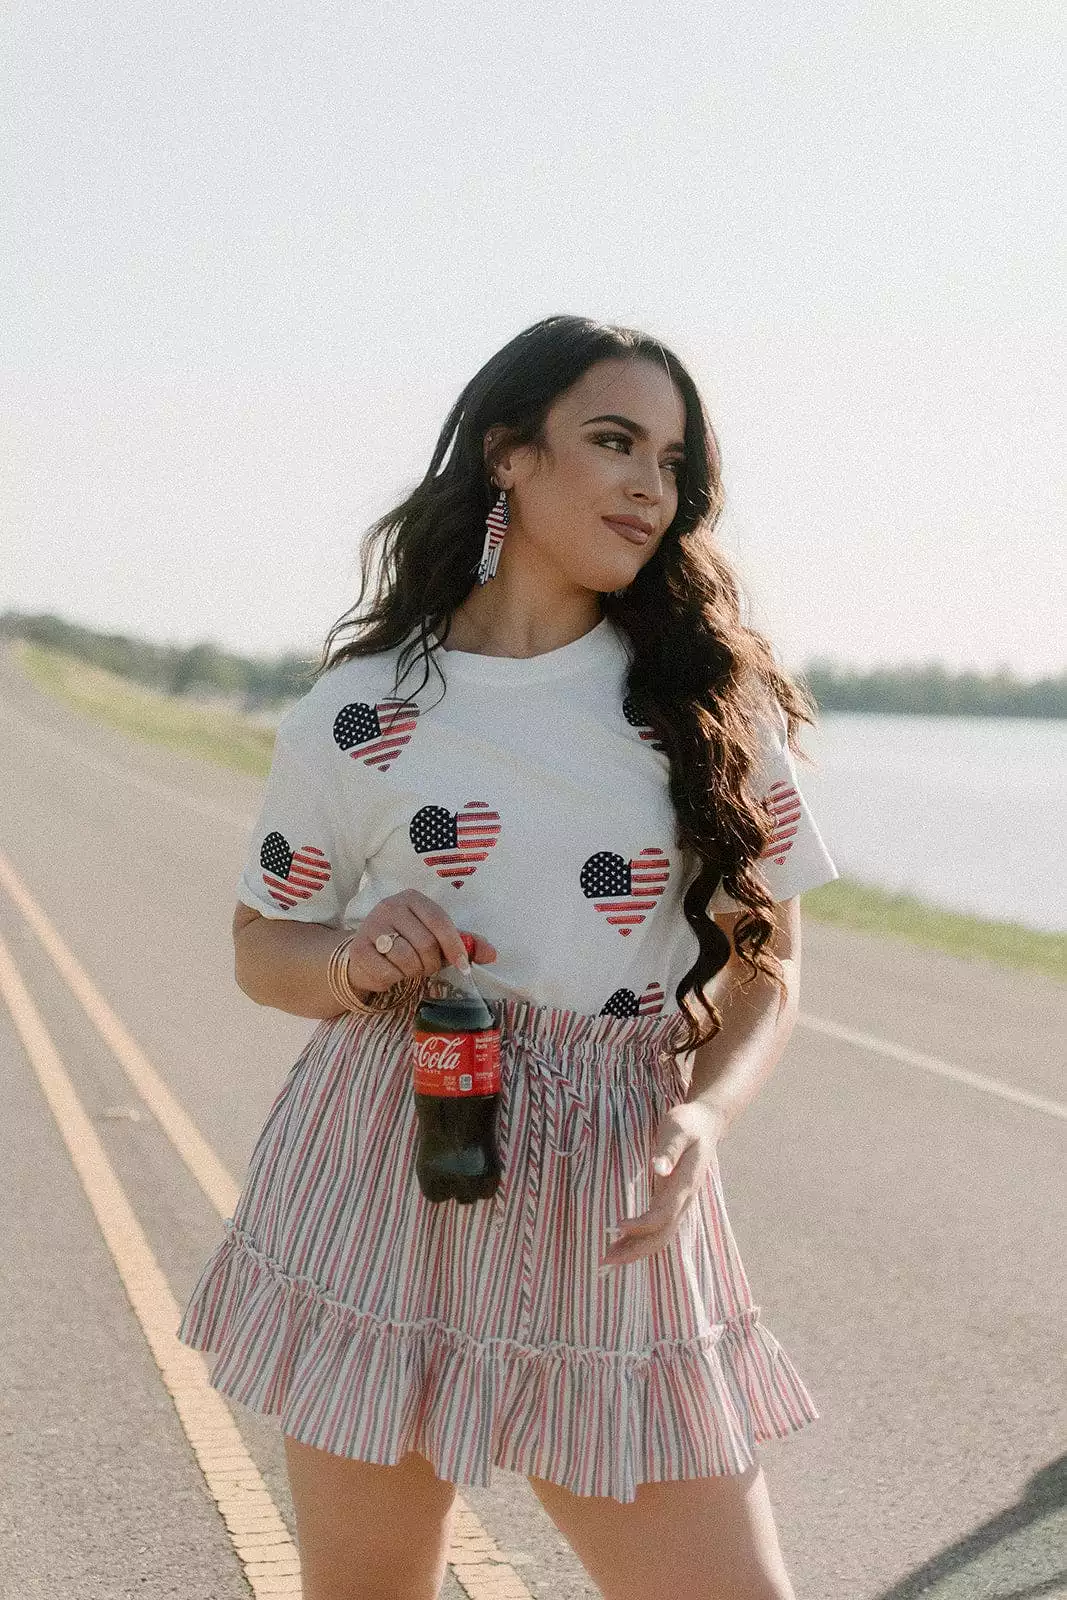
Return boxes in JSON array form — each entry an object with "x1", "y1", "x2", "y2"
[{"x1": 412, "y1": 1027, "x2": 501, "y2": 1097}]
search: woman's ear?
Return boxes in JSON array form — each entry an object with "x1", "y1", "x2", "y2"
[
  {"x1": 483, "y1": 427, "x2": 502, "y2": 480},
  {"x1": 484, "y1": 426, "x2": 518, "y2": 489}
]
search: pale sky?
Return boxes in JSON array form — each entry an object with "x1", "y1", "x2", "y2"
[{"x1": 4, "y1": 2, "x2": 1063, "y2": 676}]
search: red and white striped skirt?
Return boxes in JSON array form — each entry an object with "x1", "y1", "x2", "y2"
[{"x1": 176, "y1": 997, "x2": 819, "y2": 1503}]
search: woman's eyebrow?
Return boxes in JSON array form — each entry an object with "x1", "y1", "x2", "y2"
[{"x1": 581, "y1": 413, "x2": 686, "y2": 453}]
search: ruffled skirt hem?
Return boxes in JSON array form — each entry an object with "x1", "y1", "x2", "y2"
[{"x1": 177, "y1": 1220, "x2": 819, "y2": 1504}]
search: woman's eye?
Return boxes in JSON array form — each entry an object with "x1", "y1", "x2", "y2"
[{"x1": 595, "y1": 434, "x2": 683, "y2": 475}]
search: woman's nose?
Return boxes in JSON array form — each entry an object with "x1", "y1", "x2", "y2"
[{"x1": 629, "y1": 464, "x2": 664, "y2": 503}]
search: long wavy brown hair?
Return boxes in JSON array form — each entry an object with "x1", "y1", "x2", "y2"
[{"x1": 311, "y1": 314, "x2": 821, "y2": 1062}]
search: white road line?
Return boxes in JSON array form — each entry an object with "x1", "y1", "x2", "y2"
[
  {"x1": 798, "y1": 1012, "x2": 1067, "y2": 1119},
  {"x1": 0, "y1": 932, "x2": 303, "y2": 1598}
]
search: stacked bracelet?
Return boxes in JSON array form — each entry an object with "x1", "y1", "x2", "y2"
[{"x1": 326, "y1": 933, "x2": 422, "y2": 1016}]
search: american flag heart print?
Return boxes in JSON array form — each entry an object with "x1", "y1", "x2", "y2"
[
  {"x1": 334, "y1": 699, "x2": 419, "y2": 773},
  {"x1": 600, "y1": 980, "x2": 666, "y2": 1017},
  {"x1": 409, "y1": 800, "x2": 502, "y2": 888},
  {"x1": 259, "y1": 832, "x2": 332, "y2": 909},
  {"x1": 580, "y1": 846, "x2": 671, "y2": 935}
]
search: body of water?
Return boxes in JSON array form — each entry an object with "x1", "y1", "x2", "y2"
[{"x1": 794, "y1": 713, "x2": 1066, "y2": 935}]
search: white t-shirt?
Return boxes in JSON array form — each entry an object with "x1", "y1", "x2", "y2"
[{"x1": 235, "y1": 616, "x2": 839, "y2": 1016}]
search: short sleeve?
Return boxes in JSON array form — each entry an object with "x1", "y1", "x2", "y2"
[
  {"x1": 707, "y1": 701, "x2": 839, "y2": 911},
  {"x1": 235, "y1": 690, "x2": 369, "y2": 928}
]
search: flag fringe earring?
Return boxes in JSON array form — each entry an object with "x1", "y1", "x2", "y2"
[{"x1": 477, "y1": 487, "x2": 508, "y2": 584}]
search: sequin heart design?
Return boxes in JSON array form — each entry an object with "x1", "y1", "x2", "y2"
[
  {"x1": 334, "y1": 698, "x2": 419, "y2": 772},
  {"x1": 622, "y1": 691, "x2": 666, "y2": 752},
  {"x1": 259, "y1": 832, "x2": 332, "y2": 909},
  {"x1": 580, "y1": 847, "x2": 670, "y2": 935},
  {"x1": 409, "y1": 801, "x2": 501, "y2": 888},
  {"x1": 762, "y1": 782, "x2": 801, "y2": 865},
  {"x1": 600, "y1": 980, "x2": 665, "y2": 1018}
]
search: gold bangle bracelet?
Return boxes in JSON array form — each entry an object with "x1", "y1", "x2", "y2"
[{"x1": 326, "y1": 933, "x2": 422, "y2": 1016}]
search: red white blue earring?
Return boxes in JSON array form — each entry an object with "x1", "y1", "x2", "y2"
[{"x1": 477, "y1": 487, "x2": 508, "y2": 584}]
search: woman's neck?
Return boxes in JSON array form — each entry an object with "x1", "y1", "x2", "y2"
[{"x1": 437, "y1": 591, "x2": 605, "y2": 659}]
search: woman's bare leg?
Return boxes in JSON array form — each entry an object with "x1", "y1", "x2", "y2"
[
  {"x1": 284, "y1": 1435, "x2": 458, "y2": 1600},
  {"x1": 528, "y1": 1458, "x2": 796, "y2": 1600}
]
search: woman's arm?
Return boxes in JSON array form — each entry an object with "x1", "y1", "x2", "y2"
[
  {"x1": 232, "y1": 903, "x2": 369, "y2": 1020},
  {"x1": 684, "y1": 898, "x2": 802, "y2": 1137},
  {"x1": 231, "y1": 897, "x2": 496, "y2": 1019}
]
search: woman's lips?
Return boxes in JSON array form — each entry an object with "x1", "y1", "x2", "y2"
[{"x1": 603, "y1": 517, "x2": 651, "y2": 545}]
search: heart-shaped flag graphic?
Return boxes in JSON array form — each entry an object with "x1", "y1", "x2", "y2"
[
  {"x1": 762, "y1": 782, "x2": 800, "y2": 865},
  {"x1": 580, "y1": 847, "x2": 670, "y2": 935},
  {"x1": 600, "y1": 980, "x2": 665, "y2": 1018},
  {"x1": 622, "y1": 691, "x2": 666, "y2": 752},
  {"x1": 410, "y1": 801, "x2": 501, "y2": 888},
  {"x1": 259, "y1": 831, "x2": 332, "y2": 909},
  {"x1": 334, "y1": 698, "x2": 419, "y2": 772}
]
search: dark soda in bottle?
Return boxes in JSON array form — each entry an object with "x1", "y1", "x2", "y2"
[{"x1": 412, "y1": 932, "x2": 502, "y2": 1205}]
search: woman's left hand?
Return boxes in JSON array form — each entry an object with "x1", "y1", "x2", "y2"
[{"x1": 599, "y1": 1101, "x2": 727, "y2": 1271}]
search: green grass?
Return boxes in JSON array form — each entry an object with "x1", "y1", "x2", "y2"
[
  {"x1": 800, "y1": 876, "x2": 1065, "y2": 981},
  {"x1": 14, "y1": 640, "x2": 1066, "y2": 983},
  {"x1": 15, "y1": 639, "x2": 278, "y2": 777}
]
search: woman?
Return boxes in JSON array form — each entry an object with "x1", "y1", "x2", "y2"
[{"x1": 177, "y1": 314, "x2": 839, "y2": 1600}]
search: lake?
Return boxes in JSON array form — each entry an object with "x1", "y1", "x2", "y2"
[{"x1": 793, "y1": 713, "x2": 1066, "y2": 935}]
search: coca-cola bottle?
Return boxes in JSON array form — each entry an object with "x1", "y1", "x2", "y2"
[{"x1": 412, "y1": 933, "x2": 502, "y2": 1205}]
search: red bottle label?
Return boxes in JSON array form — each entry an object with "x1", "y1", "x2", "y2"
[{"x1": 412, "y1": 1027, "x2": 502, "y2": 1097}]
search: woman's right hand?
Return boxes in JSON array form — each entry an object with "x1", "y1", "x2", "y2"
[{"x1": 344, "y1": 890, "x2": 498, "y2": 994}]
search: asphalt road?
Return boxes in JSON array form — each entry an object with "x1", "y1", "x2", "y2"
[{"x1": 1, "y1": 643, "x2": 1064, "y2": 1600}]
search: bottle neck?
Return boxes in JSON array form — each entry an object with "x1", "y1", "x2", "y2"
[{"x1": 416, "y1": 992, "x2": 495, "y2": 1031}]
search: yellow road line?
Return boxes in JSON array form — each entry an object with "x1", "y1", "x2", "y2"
[
  {"x1": 0, "y1": 849, "x2": 241, "y2": 1218},
  {"x1": 0, "y1": 931, "x2": 302, "y2": 1597},
  {"x1": 0, "y1": 848, "x2": 534, "y2": 1598}
]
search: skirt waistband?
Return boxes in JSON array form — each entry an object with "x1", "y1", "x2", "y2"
[
  {"x1": 492, "y1": 995, "x2": 685, "y2": 1063},
  {"x1": 365, "y1": 990, "x2": 690, "y2": 1070}
]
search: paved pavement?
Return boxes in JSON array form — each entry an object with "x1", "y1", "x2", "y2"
[{"x1": 1, "y1": 643, "x2": 1064, "y2": 1599}]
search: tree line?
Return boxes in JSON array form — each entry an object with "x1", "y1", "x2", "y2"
[
  {"x1": 0, "y1": 609, "x2": 317, "y2": 709},
  {"x1": 1, "y1": 609, "x2": 1063, "y2": 718}
]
